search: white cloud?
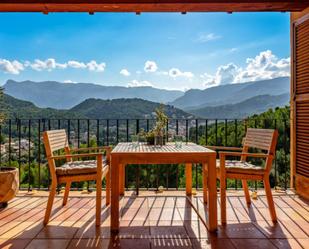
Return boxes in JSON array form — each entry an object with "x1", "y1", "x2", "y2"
[
  {"x1": 201, "y1": 63, "x2": 239, "y2": 86},
  {"x1": 144, "y1": 60, "x2": 158, "y2": 73},
  {"x1": 67, "y1": 60, "x2": 106, "y2": 72},
  {"x1": 168, "y1": 68, "x2": 194, "y2": 79},
  {"x1": 86, "y1": 60, "x2": 106, "y2": 72},
  {"x1": 0, "y1": 58, "x2": 107, "y2": 74},
  {"x1": 120, "y1": 68, "x2": 131, "y2": 76},
  {"x1": 29, "y1": 58, "x2": 67, "y2": 71},
  {"x1": 128, "y1": 80, "x2": 154, "y2": 87},
  {"x1": 201, "y1": 50, "x2": 290, "y2": 87},
  {"x1": 195, "y1": 33, "x2": 221, "y2": 43},
  {"x1": 0, "y1": 59, "x2": 24, "y2": 74},
  {"x1": 63, "y1": 80, "x2": 77, "y2": 83},
  {"x1": 234, "y1": 50, "x2": 290, "y2": 83},
  {"x1": 67, "y1": 60, "x2": 86, "y2": 69}
]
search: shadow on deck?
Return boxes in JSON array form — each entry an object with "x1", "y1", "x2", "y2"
[{"x1": 0, "y1": 190, "x2": 308, "y2": 249}]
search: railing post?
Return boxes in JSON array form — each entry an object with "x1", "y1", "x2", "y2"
[
  {"x1": 28, "y1": 119, "x2": 31, "y2": 192},
  {"x1": 116, "y1": 119, "x2": 119, "y2": 144},
  {"x1": 106, "y1": 119, "x2": 109, "y2": 146},
  {"x1": 234, "y1": 119, "x2": 237, "y2": 189},
  {"x1": 195, "y1": 119, "x2": 198, "y2": 144},
  {"x1": 215, "y1": 119, "x2": 218, "y2": 145},
  {"x1": 205, "y1": 120, "x2": 208, "y2": 145},
  {"x1": 68, "y1": 119, "x2": 71, "y2": 144},
  {"x1": 225, "y1": 119, "x2": 228, "y2": 146},
  {"x1": 8, "y1": 119, "x2": 11, "y2": 167},
  {"x1": 77, "y1": 119, "x2": 80, "y2": 148},
  {"x1": 18, "y1": 119, "x2": 21, "y2": 187},
  {"x1": 38, "y1": 119, "x2": 41, "y2": 189},
  {"x1": 274, "y1": 119, "x2": 277, "y2": 188},
  {"x1": 136, "y1": 119, "x2": 139, "y2": 135},
  {"x1": 126, "y1": 119, "x2": 129, "y2": 142},
  {"x1": 0, "y1": 124, "x2": 2, "y2": 166},
  {"x1": 186, "y1": 119, "x2": 189, "y2": 143},
  {"x1": 284, "y1": 119, "x2": 288, "y2": 189},
  {"x1": 96, "y1": 119, "x2": 100, "y2": 146}
]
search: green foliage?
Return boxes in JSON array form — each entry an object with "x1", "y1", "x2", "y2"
[
  {"x1": 153, "y1": 104, "x2": 168, "y2": 136},
  {"x1": 0, "y1": 87, "x2": 5, "y2": 123},
  {"x1": 1, "y1": 104, "x2": 290, "y2": 190}
]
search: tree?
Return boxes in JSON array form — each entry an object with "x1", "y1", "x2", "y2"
[{"x1": 0, "y1": 87, "x2": 4, "y2": 123}]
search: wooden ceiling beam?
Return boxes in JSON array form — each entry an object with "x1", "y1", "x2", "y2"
[{"x1": 0, "y1": 1, "x2": 308, "y2": 13}]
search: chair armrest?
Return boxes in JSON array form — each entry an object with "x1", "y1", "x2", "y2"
[
  {"x1": 205, "y1": 146, "x2": 243, "y2": 151},
  {"x1": 49, "y1": 153, "x2": 104, "y2": 160},
  {"x1": 219, "y1": 151, "x2": 272, "y2": 159}
]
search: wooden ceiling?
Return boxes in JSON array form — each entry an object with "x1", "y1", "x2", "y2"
[{"x1": 0, "y1": 0, "x2": 308, "y2": 13}]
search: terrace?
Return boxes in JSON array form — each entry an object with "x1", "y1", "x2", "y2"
[
  {"x1": 0, "y1": 1, "x2": 309, "y2": 249},
  {"x1": 0, "y1": 190, "x2": 308, "y2": 249}
]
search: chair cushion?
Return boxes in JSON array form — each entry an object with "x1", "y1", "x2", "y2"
[
  {"x1": 216, "y1": 160, "x2": 265, "y2": 175},
  {"x1": 56, "y1": 159, "x2": 108, "y2": 176}
]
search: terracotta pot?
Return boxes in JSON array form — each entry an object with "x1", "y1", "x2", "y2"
[{"x1": 0, "y1": 167, "x2": 19, "y2": 208}]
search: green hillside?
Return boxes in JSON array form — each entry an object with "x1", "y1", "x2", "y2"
[
  {"x1": 71, "y1": 98, "x2": 193, "y2": 119},
  {"x1": 3, "y1": 94, "x2": 193, "y2": 120},
  {"x1": 188, "y1": 93, "x2": 289, "y2": 119},
  {"x1": 3, "y1": 94, "x2": 80, "y2": 119}
]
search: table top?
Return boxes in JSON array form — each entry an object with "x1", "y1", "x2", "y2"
[{"x1": 112, "y1": 142, "x2": 215, "y2": 154}]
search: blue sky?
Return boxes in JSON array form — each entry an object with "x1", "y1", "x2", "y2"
[{"x1": 0, "y1": 12, "x2": 290, "y2": 90}]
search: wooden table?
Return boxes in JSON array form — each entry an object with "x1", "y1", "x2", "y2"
[{"x1": 110, "y1": 142, "x2": 217, "y2": 233}]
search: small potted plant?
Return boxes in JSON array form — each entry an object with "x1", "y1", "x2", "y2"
[
  {"x1": 144, "y1": 105, "x2": 168, "y2": 146},
  {"x1": 0, "y1": 168, "x2": 19, "y2": 208},
  {"x1": 0, "y1": 87, "x2": 19, "y2": 208}
]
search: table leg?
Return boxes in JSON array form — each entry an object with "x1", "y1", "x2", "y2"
[
  {"x1": 207, "y1": 155, "x2": 217, "y2": 232},
  {"x1": 202, "y1": 163, "x2": 208, "y2": 204},
  {"x1": 111, "y1": 156, "x2": 120, "y2": 232},
  {"x1": 119, "y1": 164, "x2": 125, "y2": 196},
  {"x1": 185, "y1": 163, "x2": 192, "y2": 195}
]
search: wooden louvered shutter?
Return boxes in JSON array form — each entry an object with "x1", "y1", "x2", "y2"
[{"x1": 292, "y1": 11, "x2": 309, "y2": 199}]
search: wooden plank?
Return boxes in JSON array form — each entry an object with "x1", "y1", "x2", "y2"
[{"x1": 0, "y1": 0, "x2": 307, "y2": 12}]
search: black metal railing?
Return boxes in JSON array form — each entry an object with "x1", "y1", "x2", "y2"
[{"x1": 0, "y1": 118, "x2": 290, "y2": 191}]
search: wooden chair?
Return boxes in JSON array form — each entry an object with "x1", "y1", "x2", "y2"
[
  {"x1": 206, "y1": 128, "x2": 278, "y2": 224},
  {"x1": 42, "y1": 129, "x2": 111, "y2": 226}
]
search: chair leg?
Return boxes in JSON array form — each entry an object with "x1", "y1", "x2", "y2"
[
  {"x1": 220, "y1": 176, "x2": 227, "y2": 224},
  {"x1": 106, "y1": 169, "x2": 111, "y2": 206},
  {"x1": 264, "y1": 176, "x2": 277, "y2": 223},
  {"x1": 62, "y1": 181, "x2": 71, "y2": 206},
  {"x1": 44, "y1": 184, "x2": 57, "y2": 225},
  {"x1": 242, "y1": 180, "x2": 251, "y2": 206},
  {"x1": 96, "y1": 176, "x2": 102, "y2": 226}
]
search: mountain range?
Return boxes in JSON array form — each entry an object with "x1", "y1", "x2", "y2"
[
  {"x1": 3, "y1": 80, "x2": 183, "y2": 109},
  {"x1": 170, "y1": 77, "x2": 290, "y2": 110},
  {"x1": 2, "y1": 77, "x2": 290, "y2": 119},
  {"x1": 3, "y1": 77, "x2": 289, "y2": 111},
  {"x1": 188, "y1": 93, "x2": 290, "y2": 119}
]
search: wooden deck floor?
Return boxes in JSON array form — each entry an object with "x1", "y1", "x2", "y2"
[{"x1": 0, "y1": 190, "x2": 308, "y2": 249}]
